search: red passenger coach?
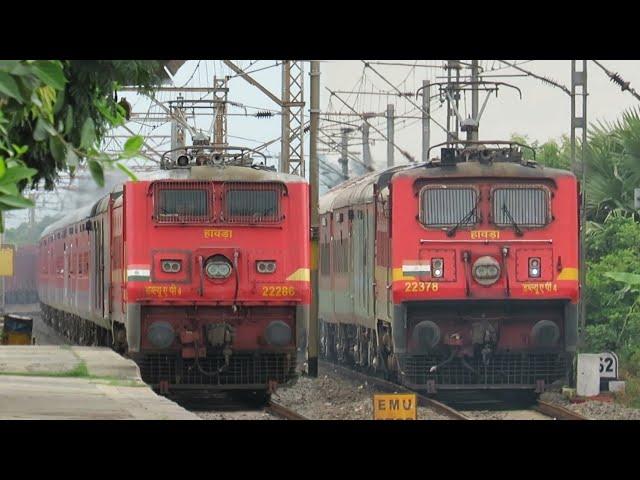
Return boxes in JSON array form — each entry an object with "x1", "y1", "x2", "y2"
[
  {"x1": 319, "y1": 143, "x2": 579, "y2": 394},
  {"x1": 38, "y1": 147, "x2": 310, "y2": 395}
]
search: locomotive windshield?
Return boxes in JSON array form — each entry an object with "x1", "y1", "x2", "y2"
[
  {"x1": 154, "y1": 186, "x2": 211, "y2": 223},
  {"x1": 223, "y1": 183, "x2": 284, "y2": 224},
  {"x1": 420, "y1": 186, "x2": 478, "y2": 227},
  {"x1": 492, "y1": 186, "x2": 549, "y2": 227}
]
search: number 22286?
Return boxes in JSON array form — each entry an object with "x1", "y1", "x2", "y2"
[
  {"x1": 404, "y1": 281, "x2": 439, "y2": 293},
  {"x1": 261, "y1": 285, "x2": 295, "y2": 297}
]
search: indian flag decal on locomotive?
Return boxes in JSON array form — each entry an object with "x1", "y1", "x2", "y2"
[{"x1": 127, "y1": 266, "x2": 151, "y2": 281}]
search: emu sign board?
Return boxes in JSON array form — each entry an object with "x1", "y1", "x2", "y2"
[{"x1": 373, "y1": 393, "x2": 417, "y2": 420}]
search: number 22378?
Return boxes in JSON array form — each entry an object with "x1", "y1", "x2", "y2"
[{"x1": 404, "y1": 281, "x2": 439, "y2": 293}]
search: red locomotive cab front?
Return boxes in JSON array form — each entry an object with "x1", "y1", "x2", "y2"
[
  {"x1": 389, "y1": 156, "x2": 580, "y2": 392},
  {"x1": 121, "y1": 167, "x2": 310, "y2": 392}
]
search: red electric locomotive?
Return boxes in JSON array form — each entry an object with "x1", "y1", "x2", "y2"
[
  {"x1": 37, "y1": 145, "x2": 310, "y2": 396},
  {"x1": 319, "y1": 142, "x2": 579, "y2": 394}
]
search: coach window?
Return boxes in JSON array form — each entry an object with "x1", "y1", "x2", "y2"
[
  {"x1": 153, "y1": 182, "x2": 212, "y2": 224},
  {"x1": 222, "y1": 183, "x2": 284, "y2": 224},
  {"x1": 491, "y1": 186, "x2": 550, "y2": 228},
  {"x1": 419, "y1": 186, "x2": 479, "y2": 228}
]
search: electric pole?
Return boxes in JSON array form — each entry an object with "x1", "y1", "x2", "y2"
[
  {"x1": 340, "y1": 128, "x2": 352, "y2": 178},
  {"x1": 308, "y1": 60, "x2": 320, "y2": 377},
  {"x1": 386, "y1": 104, "x2": 395, "y2": 167},
  {"x1": 471, "y1": 60, "x2": 479, "y2": 141},
  {"x1": 445, "y1": 60, "x2": 462, "y2": 144},
  {"x1": 422, "y1": 80, "x2": 430, "y2": 162},
  {"x1": 571, "y1": 60, "x2": 588, "y2": 347},
  {"x1": 362, "y1": 120, "x2": 372, "y2": 169}
]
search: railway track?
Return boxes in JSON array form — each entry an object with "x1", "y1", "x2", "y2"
[
  {"x1": 319, "y1": 359, "x2": 589, "y2": 421},
  {"x1": 319, "y1": 359, "x2": 470, "y2": 420}
]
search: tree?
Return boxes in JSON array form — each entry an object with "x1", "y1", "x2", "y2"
[
  {"x1": 583, "y1": 107, "x2": 640, "y2": 223},
  {"x1": 510, "y1": 133, "x2": 571, "y2": 170},
  {"x1": 0, "y1": 60, "x2": 166, "y2": 232}
]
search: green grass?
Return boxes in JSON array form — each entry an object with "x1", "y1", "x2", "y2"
[
  {"x1": 0, "y1": 360, "x2": 89, "y2": 378},
  {"x1": 616, "y1": 369, "x2": 640, "y2": 409},
  {"x1": 0, "y1": 360, "x2": 145, "y2": 387}
]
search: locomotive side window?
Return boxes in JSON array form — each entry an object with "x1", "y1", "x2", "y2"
[
  {"x1": 420, "y1": 186, "x2": 478, "y2": 227},
  {"x1": 153, "y1": 181, "x2": 212, "y2": 224},
  {"x1": 222, "y1": 182, "x2": 284, "y2": 224},
  {"x1": 492, "y1": 186, "x2": 550, "y2": 227}
]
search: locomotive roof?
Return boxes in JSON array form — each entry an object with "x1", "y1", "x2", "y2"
[
  {"x1": 139, "y1": 165, "x2": 307, "y2": 183},
  {"x1": 319, "y1": 161, "x2": 576, "y2": 214},
  {"x1": 40, "y1": 165, "x2": 306, "y2": 240}
]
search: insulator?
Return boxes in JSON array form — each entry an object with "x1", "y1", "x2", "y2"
[
  {"x1": 610, "y1": 72, "x2": 630, "y2": 91},
  {"x1": 255, "y1": 111, "x2": 273, "y2": 118},
  {"x1": 303, "y1": 125, "x2": 310, "y2": 133}
]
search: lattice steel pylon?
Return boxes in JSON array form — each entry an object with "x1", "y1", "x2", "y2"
[
  {"x1": 281, "y1": 61, "x2": 305, "y2": 176},
  {"x1": 212, "y1": 77, "x2": 229, "y2": 149}
]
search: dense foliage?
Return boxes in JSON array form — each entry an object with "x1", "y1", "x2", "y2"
[
  {"x1": 0, "y1": 60, "x2": 165, "y2": 232},
  {"x1": 515, "y1": 108, "x2": 640, "y2": 376},
  {"x1": 584, "y1": 213, "x2": 640, "y2": 367}
]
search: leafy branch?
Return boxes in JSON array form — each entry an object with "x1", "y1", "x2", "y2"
[{"x1": 0, "y1": 60, "x2": 164, "y2": 232}]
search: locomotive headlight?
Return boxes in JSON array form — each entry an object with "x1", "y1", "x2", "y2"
[
  {"x1": 264, "y1": 320, "x2": 292, "y2": 346},
  {"x1": 205, "y1": 256, "x2": 233, "y2": 279},
  {"x1": 431, "y1": 258, "x2": 444, "y2": 278},
  {"x1": 177, "y1": 155, "x2": 190, "y2": 167},
  {"x1": 531, "y1": 320, "x2": 560, "y2": 347},
  {"x1": 472, "y1": 256, "x2": 501, "y2": 286},
  {"x1": 161, "y1": 260, "x2": 182, "y2": 273},
  {"x1": 411, "y1": 320, "x2": 441, "y2": 353},
  {"x1": 147, "y1": 321, "x2": 175, "y2": 349},
  {"x1": 256, "y1": 260, "x2": 277, "y2": 274},
  {"x1": 529, "y1": 257, "x2": 541, "y2": 278}
]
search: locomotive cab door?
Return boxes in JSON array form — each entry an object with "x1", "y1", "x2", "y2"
[
  {"x1": 103, "y1": 199, "x2": 112, "y2": 318},
  {"x1": 93, "y1": 219, "x2": 103, "y2": 317},
  {"x1": 63, "y1": 236, "x2": 69, "y2": 304}
]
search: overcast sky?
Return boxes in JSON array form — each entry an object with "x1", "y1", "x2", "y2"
[
  {"x1": 7, "y1": 60, "x2": 640, "y2": 228},
  {"x1": 320, "y1": 60, "x2": 640, "y2": 169}
]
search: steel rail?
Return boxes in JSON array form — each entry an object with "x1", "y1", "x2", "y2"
[
  {"x1": 535, "y1": 400, "x2": 588, "y2": 420},
  {"x1": 265, "y1": 400, "x2": 308, "y2": 420},
  {"x1": 319, "y1": 359, "x2": 470, "y2": 420}
]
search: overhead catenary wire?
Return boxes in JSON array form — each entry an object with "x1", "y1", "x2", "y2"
[
  {"x1": 592, "y1": 60, "x2": 640, "y2": 102},
  {"x1": 326, "y1": 87, "x2": 416, "y2": 162},
  {"x1": 497, "y1": 60, "x2": 571, "y2": 96},
  {"x1": 361, "y1": 61, "x2": 449, "y2": 135}
]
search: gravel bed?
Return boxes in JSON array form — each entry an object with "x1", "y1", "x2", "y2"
[
  {"x1": 272, "y1": 369, "x2": 449, "y2": 420},
  {"x1": 540, "y1": 392, "x2": 640, "y2": 420},
  {"x1": 461, "y1": 409, "x2": 550, "y2": 420},
  {"x1": 196, "y1": 410, "x2": 277, "y2": 420}
]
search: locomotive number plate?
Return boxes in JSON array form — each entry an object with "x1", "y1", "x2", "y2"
[
  {"x1": 404, "y1": 281, "x2": 439, "y2": 293},
  {"x1": 261, "y1": 285, "x2": 295, "y2": 297}
]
